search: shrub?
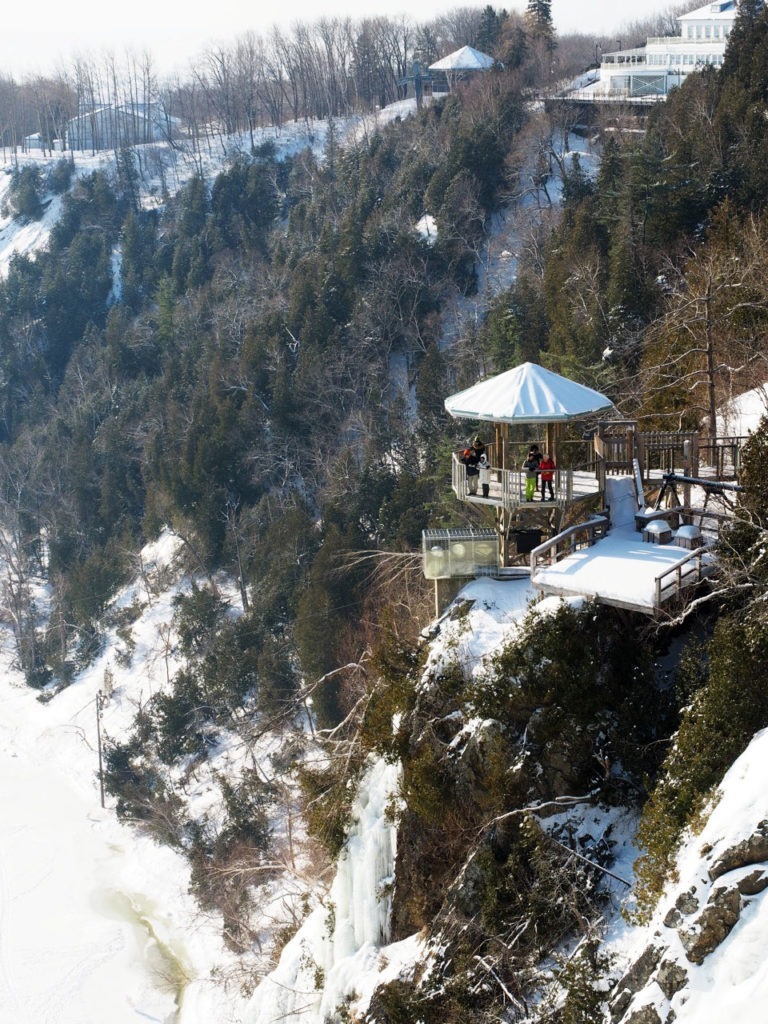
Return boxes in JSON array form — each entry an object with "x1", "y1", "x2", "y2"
[
  {"x1": 470, "y1": 602, "x2": 665, "y2": 796},
  {"x1": 6, "y1": 165, "x2": 43, "y2": 221},
  {"x1": 172, "y1": 583, "x2": 228, "y2": 658},
  {"x1": 297, "y1": 750, "x2": 365, "y2": 859},
  {"x1": 555, "y1": 939, "x2": 615, "y2": 1024},
  {"x1": 48, "y1": 158, "x2": 74, "y2": 195},
  {"x1": 632, "y1": 612, "x2": 768, "y2": 920}
]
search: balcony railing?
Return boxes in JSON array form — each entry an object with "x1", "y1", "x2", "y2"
[{"x1": 451, "y1": 451, "x2": 600, "y2": 511}]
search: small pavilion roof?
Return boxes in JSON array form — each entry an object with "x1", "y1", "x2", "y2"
[
  {"x1": 444, "y1": 361, "x2": 614, "y2": 424},
  {"x1": 429, "y1": 46, "x2": 495, "y2": 71}
]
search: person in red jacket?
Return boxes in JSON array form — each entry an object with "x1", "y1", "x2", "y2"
[{"x1": 539, "y1": 452, "x2": 556, "y2": 501}]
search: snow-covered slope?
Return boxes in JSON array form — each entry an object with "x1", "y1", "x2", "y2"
[
  {"x1": 0, "y1": 531, "x2": 253, "y2": 1023},
  {"x1": 608, "y1": 729, "x2": 768, "y2": 1024},
  {"x1": 0, "y1": 101, "x2": 421, "y2": 282}
]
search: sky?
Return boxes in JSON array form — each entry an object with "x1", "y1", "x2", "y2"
[{"x1": 1, "y1": 0, "x2": 681, "y2": 80}]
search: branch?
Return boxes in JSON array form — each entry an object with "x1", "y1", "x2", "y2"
[{"x1": 545, "y1": 835, "x2": 632, "y2": 888}]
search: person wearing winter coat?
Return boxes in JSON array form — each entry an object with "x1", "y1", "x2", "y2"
[
  {"x1": 471, "y1": 435, "x2": 486, "y2": 461},
  {"x1": 539, "y1": 452, "x2": 556, "y2": 501},
  {"x1": 461, "y1": 447, "x2": 479, "y2": 494},
  {"x1": 478, "y1": 453, "x2": 491, "y2": 498},
  {"x1": 522, "y1": 450, "x2": 539, "y2": 502}
]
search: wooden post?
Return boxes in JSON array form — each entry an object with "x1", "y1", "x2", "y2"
[{"x1": 96, "y1": 690, "x2": 105, "y2": 809}]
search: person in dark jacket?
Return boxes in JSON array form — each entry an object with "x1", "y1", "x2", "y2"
[
  {"x1": 471, "y1": 435, "x2": 487, "y2": 461},
  {"x1": 522, "y1": 449, "x2": 539, "y2": 502},
  {"x1": 461, "y1": 447, "x2": 479, "y2": 494}
]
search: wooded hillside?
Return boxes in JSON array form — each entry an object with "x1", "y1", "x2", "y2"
[{"x1": 2, "y1": 3, "x2": 768, "y2": 1019}]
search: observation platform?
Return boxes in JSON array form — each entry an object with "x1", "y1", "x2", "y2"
[{"x1": 530, "y1": 522, "x2": 715, "y2": 616}]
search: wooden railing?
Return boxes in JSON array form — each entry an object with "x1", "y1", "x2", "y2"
[
  {"x1": 451, "y1": 452, "x2": 597, "y2": 509},
  {"x1": 654, "y1": 542, "x2": 716, "y2": 607},
  {"x1": 697, "y1": 436, "x2": 746, "y2": 480},
  {"x1": 529, "y1": 515, "x2": 609, "y2": 574}
]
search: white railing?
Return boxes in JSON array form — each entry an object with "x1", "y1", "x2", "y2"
[
  {"x1": 529, "y1": 515, "x2": 610, "y2": 575},
  {"x1": 450, "y1": 452, "x2": 603, "y2": 510},
  {"x1": 654, "y1": 542, "x2": 716, "y2": 607}
]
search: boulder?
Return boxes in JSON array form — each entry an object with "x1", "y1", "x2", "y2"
[
  {"x1": 609, "y1": 946, "x2": 663, "y2": 1021},
  {"x1": 709, "y1": 820, "x2": 768, "y2": 881},
  {"x1": 678, "y1": 885, "x2": 740, "y2": 964},
  {"x1": 663, "y1": 887, "x2": 699, "y2": 928},
  {"x1": 625, "y1": 1005, "x2": 662, "y2": 1024},
  {"x1": 656, "y1": 958, "x2": 688, "y2": 1000},
  {"x1": 737, "y1": 868, "x2": 768, "y2": 896}
]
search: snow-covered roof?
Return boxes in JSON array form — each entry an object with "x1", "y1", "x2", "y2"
[
  {"x1": 717, "y1": 383, "x2": 768, "y2": 437},
  {"x1": 444, "y1": 361, "x2": 614, "y2": 424},
  {"x1": 429, "y1": 46, "x2": 495, "y2": 72},
  {"x1": 678, "y1": 0, "x2": 737, "y2": 22}
]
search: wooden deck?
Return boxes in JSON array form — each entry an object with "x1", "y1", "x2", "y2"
[
  {"x1": 451, "y1": 430, "x2": 745, "y2": 517},
  {"x1": 529, "y1": 521, "x2": 717, "y2": 616}
]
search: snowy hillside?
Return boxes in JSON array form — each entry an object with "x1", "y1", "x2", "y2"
[
  {"x1": 1, "y1": 82, "x2": 766, "y2": 1024},
  {"x1": 0, "y1": 101, "x2": 422, "y2": 281},
  {"x1": 607, "y1": 729, "x2": 768, "y2": 1024},
  {"x1": 0, "y1": 532, "x2": 252, "y2": 1022}
]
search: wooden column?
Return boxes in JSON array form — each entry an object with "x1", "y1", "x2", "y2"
[{"x1": 495, "y1": 421, "x2": 509, "y2": 566}]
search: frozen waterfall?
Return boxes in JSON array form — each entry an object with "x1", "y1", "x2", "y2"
[{"x1": 245, "y1": 756, "x2": 401, "y2": 1024}]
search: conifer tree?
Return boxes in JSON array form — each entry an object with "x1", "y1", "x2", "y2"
[{"x1": 526, "y1": 0, "x2": 555, "y2": 45}]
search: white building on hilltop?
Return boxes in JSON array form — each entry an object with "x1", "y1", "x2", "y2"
[{"x1": 592, "y1": 0, "x2": 737, "y2": 100}]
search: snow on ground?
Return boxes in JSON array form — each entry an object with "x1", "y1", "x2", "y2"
[
  {"x1": 531, "y1": 475, "x2": 715, "y2": 612},
  {"x1": 0, "y1": 98, "x2": 426, "y2": 284},
  {"x1": 533, "y1": 525, "x2": 712, "y2": 612},
  {"x1": 717, "y1": 382, "x2": 768, "y2": 437},
  {"x1": 424, "y1": 574, "x2": 538, "y2": 678},
  {"x1": 0, "y1": 530, "x2": 252, "y2": 1024},
  {"x1": 606, "y1": 728, "x2": 768, "y2": 1024}
]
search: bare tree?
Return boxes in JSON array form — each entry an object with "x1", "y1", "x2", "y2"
[{"x1": 641, "y1": 213, "x2": 768, "y2": 438}]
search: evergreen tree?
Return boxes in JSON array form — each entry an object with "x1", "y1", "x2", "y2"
[
  {"x1": 526, "y1": 0, "x2": 555, "y2": 50},
  {"x1": 475, "y1": 5, "x2": 505, "y2": 52}
]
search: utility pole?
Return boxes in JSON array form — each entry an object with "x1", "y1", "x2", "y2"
[{"x1": 96, "y1": 690, "x2": 106, "y2": 808}]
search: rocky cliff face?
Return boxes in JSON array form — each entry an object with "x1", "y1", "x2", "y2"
[{"x1": 608, "y1": 731, "x2": 768, "y2": 1024}]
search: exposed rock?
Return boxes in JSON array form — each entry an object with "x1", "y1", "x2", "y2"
[
  {"x1": 656, "y1": 958, "x2": 688, "y2": 1000},
  {"x1": 737, "y1": 868, "x2": 768, "y2": 896},
  {"x1": 610, "y1": 945, "x2": 663, "y2": 1019},
  {"x1": 663, "y1": 906, "x2": 682, "y2": 929},
  {"x1": 622, "y1": 945, "x2": 664, "y2": 992},
  {"x1": 625, "y1": 1005, "x2": 662, "y2": 1024},
  {"x1": 663, "y1": 887, "x2": 698, "y2": 929},
  {"x1": 610, "y1": 987, "x2": 633, "y2": 1021},
  {"x1": 678, "y1": 885, "x2": 741, "y2": 964},
  {"x1": 709, "y1": 820, "x2": 768, "y2": 881},
  {"x1": 676, "y1": 888, "x2": 699, "y2": 915}
]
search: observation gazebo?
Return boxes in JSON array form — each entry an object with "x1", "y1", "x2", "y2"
[
  {"x1": 429, "y1": 45, "x2": 496, "y2": 91},
  {"x1": 424, "y1": 362, "x2": 745, "y2": 615},
  {"x1": 443, "y1": 362, "x2": 616, "y2": 564}
]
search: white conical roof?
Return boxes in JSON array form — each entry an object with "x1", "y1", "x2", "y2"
[
  {"x1": 444, "y1": 362, "x2": 614, "y2": 424},
  {"x1": 429, "y1": 46, "x2": 495, "y2": 71}
]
